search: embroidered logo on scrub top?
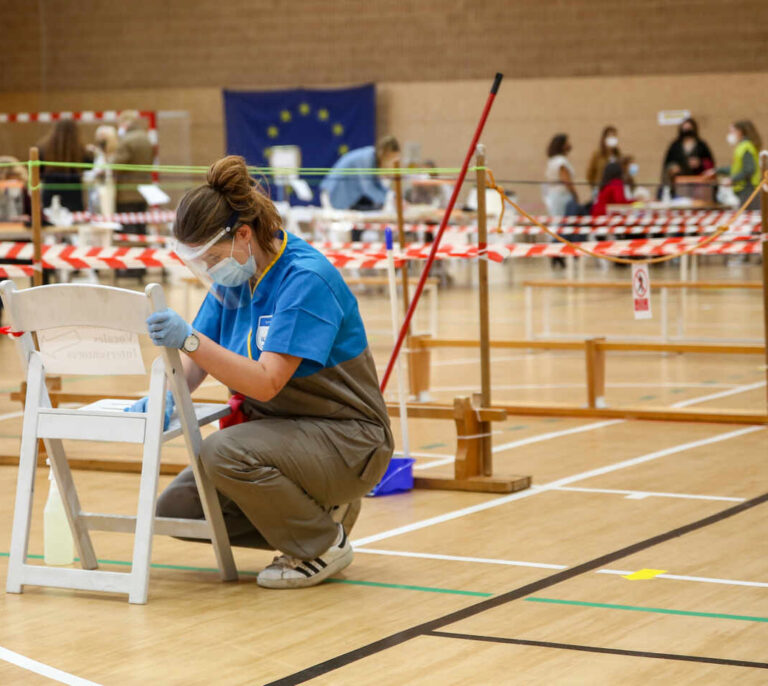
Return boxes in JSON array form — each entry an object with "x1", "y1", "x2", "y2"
[{"x1": 256, "y1": 315, "x2": 272, "y2": 351}]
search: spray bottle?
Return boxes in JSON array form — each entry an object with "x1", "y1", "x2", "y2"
[{"x1": 44, "y1": 461, "x2": 75, "y2": 566}]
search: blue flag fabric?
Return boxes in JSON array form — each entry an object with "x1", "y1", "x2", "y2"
[{"x1": 223, "y1": 84, "x2": 376, "y2": 204}]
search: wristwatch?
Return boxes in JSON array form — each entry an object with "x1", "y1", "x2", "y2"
[{"x1": 181, "y1": 331, "x2": 200, "y2": 354}]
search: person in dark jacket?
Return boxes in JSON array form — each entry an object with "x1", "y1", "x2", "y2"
[
  {"x1": 38, "y1": 119, "x2": 93, "y2": 213},
  {"x1": 660, "y1": 118, "x2": 715, "y2": 197}
]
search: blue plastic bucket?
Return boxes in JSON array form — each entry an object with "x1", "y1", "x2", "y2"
[{"x1": 368, "y1": 456, "x2": 415, "y2": 496}]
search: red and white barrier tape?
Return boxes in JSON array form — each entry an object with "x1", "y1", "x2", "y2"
[
  {"x1": 69, "y1": 210, "x2": 176, "y2": 224},
  {"x1": 0, "y1": 236, "x2": 759, "y2": 274}
]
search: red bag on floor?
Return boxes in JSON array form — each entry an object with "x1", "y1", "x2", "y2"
[{"x1": 219, "y1": 393, "x2": 247, "y2": 429}]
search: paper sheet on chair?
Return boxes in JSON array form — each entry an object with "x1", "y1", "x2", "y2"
[{"x1": 37, "y1": 326, "x2": 146, "y2": 375}]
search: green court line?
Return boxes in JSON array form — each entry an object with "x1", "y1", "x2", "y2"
[
  {"x1": 638, "y1": 395, "x2": 657, "y2": 401},
  {"x1": 419, "y1": 442, "x2": 448, "y2": 450},
  {"x1": 525, "y1": 597, "x2": 768, "y2": 623},
  {"x1": 0, "y1": 552, "x2": 490, "y2": 598}
]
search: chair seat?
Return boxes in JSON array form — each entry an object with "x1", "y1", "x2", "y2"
[{"x1": 74, "y1": 398, "x2": 231, "y2": 442}]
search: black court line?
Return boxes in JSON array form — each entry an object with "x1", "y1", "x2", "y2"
[
  {"x1": 265, "y1": 491, "x2": 768, "y2": 685},
  {"x1": 426, "y1": 630, "x2": 768, "y2": 670}
]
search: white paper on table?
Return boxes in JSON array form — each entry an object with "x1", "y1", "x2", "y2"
[
  {"x1": 37, "y1": 326, "x2": 146, "y2": 375},
  {"x1": 137, "y1": 184, "x2": 171, "y2": 206},
  {"x1": 631, "y1": 264, "x2": 652, "y2": 321}
]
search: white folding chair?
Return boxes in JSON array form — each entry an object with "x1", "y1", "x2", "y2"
[{"x1": 1, "y1": 280, "x2": 237, "y2": 604}]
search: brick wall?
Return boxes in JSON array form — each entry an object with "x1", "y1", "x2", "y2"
[{"x1": 3, "y1": 0, "x2": 768, "y2": 91}]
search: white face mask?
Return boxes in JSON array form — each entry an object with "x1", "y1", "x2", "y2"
[
  {"x1": 117, "y1": 126, "x2": 127, "y2": 138},
  {"x1": 605, "y1": 136, "x2": 619, "y2": 148},
  {"x1": 628, "y1": 163, "x2": 639, "y2": 177},
  {"x1": 726, "y1": 131, "x2": 739, "y2": 146},
  {"x1": 682, "y1": 139, "x2": 696, "y2": 155},
  {"x1": 207, "y1": 239, "x2": 256, "y2": 287}
]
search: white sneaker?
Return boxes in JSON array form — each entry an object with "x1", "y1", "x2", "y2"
[{"x1": 257, "y1": 525, "x2": 353, "y2": 589}]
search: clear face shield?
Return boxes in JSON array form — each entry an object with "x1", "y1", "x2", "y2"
[{"x1": 173, "y1": 212, "x2": 256, "y2": 310}]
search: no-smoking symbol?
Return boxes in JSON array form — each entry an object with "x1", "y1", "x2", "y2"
[{"x1": 633, "y1": 270, "x2": 648, "y2": 297}]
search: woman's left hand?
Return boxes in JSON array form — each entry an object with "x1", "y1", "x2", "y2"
[{"x1": 146, "y1": 308, "x2": 193, "y2": 349}]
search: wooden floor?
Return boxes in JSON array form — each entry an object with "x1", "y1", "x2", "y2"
[{"x1": 0, "y1": 256, "x2": 766, "y2": 684}]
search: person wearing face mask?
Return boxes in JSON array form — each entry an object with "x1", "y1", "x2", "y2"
[
  {"x1": 704, "y1": 120, "x2": 762, "y2": 210},
  {"x1": 660, "y1": 118, "x2": 715, "y2": 198},
  {"x1": 126, "y1": 155, "x2": 393, "y2": 589},
  {"x1": 586, "y1": 126, "x2": 621, "y2": 192}
]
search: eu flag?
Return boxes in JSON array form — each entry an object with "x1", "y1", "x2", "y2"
[{"x1": 223, "y1": 84, "x2": 375, "y2": 203}]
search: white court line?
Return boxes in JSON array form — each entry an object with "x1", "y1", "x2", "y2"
[
  {"x1": 0, "y1": 410, "x2": 23, "y2": 423},
  {"x1": 492, "y1": 420, "x2": 623, "y2": 454},
  {"x1": 352, "y1": 425, "x2": 763, "y2": 547},
  {"x1": 671, "y1": 380, "x2": 767, "y2": 408},
  {"x1": 595, "y1": 569, "x2": 768, "y2": 589},
  {"x1": 414, "y1": 419, "x2": 623, "y2": 470},
  {"x1": 413, "y1": 457, "x2": 455, "y2": 471},
  {"x1": 354, "y1": 550, "x2": 768, "y2": 589},
  {"x1": 355, "y1": 548, "x2": 565, "y2": 570},
  {"x1": 0, "y1": 646, "x2": 101, "y2": 686},
  {"x1": 551, "y1": 486, "x2": 745, "y2": 503}
]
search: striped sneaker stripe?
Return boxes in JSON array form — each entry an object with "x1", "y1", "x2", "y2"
[
  {"x1": 314, "y1": 558, "x2": 327, "y2": 569},
  {"x1": 302, "y1": 561, "x2": 320, "y2": 574}
]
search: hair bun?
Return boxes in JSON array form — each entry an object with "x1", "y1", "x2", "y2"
[{"x1": 206, "y1": 155, "x2": 254, "y2": 210}]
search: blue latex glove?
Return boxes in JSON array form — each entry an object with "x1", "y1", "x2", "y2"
[
  {"x1": 124, "y1": 390, "x2": 175, "y2": 430},
  {"x1": 146, "y1": 308, "x2": 193, "y2": 349}
]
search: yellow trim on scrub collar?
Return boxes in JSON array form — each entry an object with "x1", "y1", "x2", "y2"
[{"x1": 246, "y1": 230, "x2": 288, "y2": 360}]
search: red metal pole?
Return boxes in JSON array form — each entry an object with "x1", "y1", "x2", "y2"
[{"x1": 380, "y1": 73, "x2": 503, "y2": 391}]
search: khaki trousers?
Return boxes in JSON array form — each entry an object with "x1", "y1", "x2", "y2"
[{"x1": 157, "y1": 416, "x2": 390, "y2": 559}]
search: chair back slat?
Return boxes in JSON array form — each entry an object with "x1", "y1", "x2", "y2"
[{"x1": 0, "y1": 282, "x2": 150, "y2": 334}]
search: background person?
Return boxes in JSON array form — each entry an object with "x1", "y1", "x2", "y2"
[
  {"x1": 129, "y1": 155, "x2": 393, "y2": 589},
  {"x1": 706, "y1": 120, "x2": 763, "y2": 210},
  {"x1": 37, "y1": 119, "x2": 93, "y2": 213},
  {"x1": 586, "y1": 125, "x2": 622, "y2": 193},
  {"x1": 543, "y1": 133, "x2": 580, "y2": 216},
  {"x1": 113, "y1": 110, "x2": 154, "y2": 233},
  {"x1": 591, "y1": 161, "x2": 630, "y2": 216}
]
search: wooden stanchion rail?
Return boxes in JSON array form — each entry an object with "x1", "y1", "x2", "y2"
[{"x1": 406, "y1": 334, "x2": 766, "y2": 424}]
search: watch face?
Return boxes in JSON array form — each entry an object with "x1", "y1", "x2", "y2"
[{"x1": 184, "y1": 333, "x2": 199, "y2": 352}]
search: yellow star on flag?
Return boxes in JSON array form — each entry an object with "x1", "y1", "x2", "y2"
[
  {"x1": 280, "y1": 110, "x2": 292, "y2": 122},
  {"x1": 338, "y1": 144, "x2": 349, "y2": 155},
  {"x1": 299, "y1": 103, "x2": 310, "y2": 115},
  {"x1": 267, "y1": 126, "x2": 279, "y2": 138},
  {"x1": 318, "y1": 108, "x2": 329, "y2": 121},
  {"x1": 332, "y1": 123, "x2": 344, "y2": 136}
]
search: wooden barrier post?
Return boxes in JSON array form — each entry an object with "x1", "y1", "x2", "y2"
[
  {"x1": 761, "y1": 150, "x2": 768, "y2": 408},
  {"x1": 475, "y1": 145, "x2": 493, "y2": 475},
  {"x1": 585, "y1": 337, "x2": 606, "y2": 408},
  {"x1": 29, "y1": 147, "x2": 43, "y2": 287},
  {"x1": 394, "y1": 160, "x2": 431, "y2": 400}
]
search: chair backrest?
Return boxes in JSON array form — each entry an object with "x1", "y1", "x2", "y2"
[{"x1": 0, "y1": 281, "x2": 166, "y2": 376}]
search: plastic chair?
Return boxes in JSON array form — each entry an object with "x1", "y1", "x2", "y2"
[{"x1": 0, "y1": 280, "x2": 237, "y2": 604}]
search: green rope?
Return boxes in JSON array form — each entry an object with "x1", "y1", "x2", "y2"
[{"x1": 19, "y1": 159, "x2": 480, "y2": 177}]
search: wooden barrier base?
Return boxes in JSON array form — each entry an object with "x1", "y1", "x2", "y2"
[{"x1": 414, "y1": 474, "x2": 531, "y2": 494}]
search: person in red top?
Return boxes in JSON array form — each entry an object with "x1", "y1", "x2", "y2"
[{"x1": 591, "y1": 161, "x2": 630, "y2": 216}]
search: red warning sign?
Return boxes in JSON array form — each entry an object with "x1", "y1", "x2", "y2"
[{"x1": 632, "y1": 263, "x2": 652, "y2": 320}]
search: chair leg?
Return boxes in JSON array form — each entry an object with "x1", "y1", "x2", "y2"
[
  {"x1": 128, "y1": 363, "x2": 166, "y2": 604},
  {"x1": 45, "y1": 438, "x2": 98, "y2": 570},
  {"x1": 189, "y1": 454, "x2": 238, "y2": 582},
  {"x1": 6, "y1": 360, "x2": 45, "y2": 594}
]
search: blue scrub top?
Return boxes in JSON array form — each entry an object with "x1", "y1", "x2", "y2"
[{"x1": 192, "y1": 231, "x2": 368, "y2": 379}]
